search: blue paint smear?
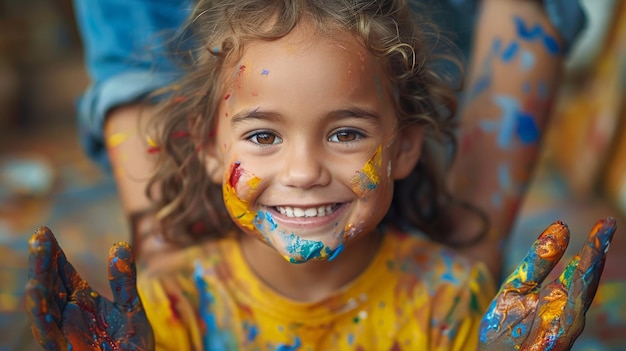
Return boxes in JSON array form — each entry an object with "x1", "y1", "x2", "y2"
[
  {"x1": 542, "y1": 36, "x2": 560, "y2": 55},
  {"x1": 520, "y1": 50, "x2": 535, "y2": 71},
  {"x1": 253, "y1": 210, "x2": 277, "y2": 231},
  {"x1": 276, "y1": 336, "x2": 302, "y2": 351},
  {"x1": 348, "y1": 333, "x2": 354, "y2": 345},
  {"x1": 501, "y1": 41, "x2": 519, "y2": 62},
  {"x1": 479, "y1": 300, "x2": 502, "y2": 343},
  {"x1": 261, "y1": 69, "x2": 270, "y2": 75},
  {"x1": 513, "y1": 16, "x2": 561, "y2": 55},
  {"x1": 538, "y1": 82, "x2": 548, "y2": 98},
  {"x1": 247, "y1": 324, "x2": 258, "y2": 342},
  {"x1": 284, "y1": 234, "x2": 324, "y2": 262},
  {"x1": 511, "y1": 323, "x2": 527, "y2": 338},
  {"x1": 482, "y1": 95, "x2": 520, "y2": 149},
  {"x1": 491, "y1": 193, "x2": 502, "y2": 208},
  {"x1": 440, "y1": 253, "x2": 460, "y2": 285},
  {"x1": 516, "y1": 113, "x2": 540, "y2": 144},
  {"x1": 194, "y1": 262, "x2": 229, "y2": 351},
  {"x1": 498, "y1": 164, "x2": 512, "y2": 191},
  {"x1": 327, "y1": 242, "x2": 345, "y2": 261},
  {"x1": 514, "y1": 16, "x2": 543, "y2": 40},
  {"x1": 468, "y1": 76, "x2": 491, "y2": 100}
]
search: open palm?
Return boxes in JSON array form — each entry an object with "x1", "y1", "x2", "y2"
[
  {"x1": 479, "y1": 218, "x2": 616, "y2": 350},
  {"x1": 25, "y1": 227, "x2": 154, "y2": 350}
]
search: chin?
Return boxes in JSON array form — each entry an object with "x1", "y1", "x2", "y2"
[{"x1": 267, "y1": 231, "x2": 347, "y2": 264}]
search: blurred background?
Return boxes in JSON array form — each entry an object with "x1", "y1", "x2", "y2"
[{"x1": 0, "y1": 0, "x2": 625, "y2": 350}]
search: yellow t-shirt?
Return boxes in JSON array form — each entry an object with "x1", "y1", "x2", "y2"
[{"x1": 138, "y1": 227, "x2": 495, "y2": 351}]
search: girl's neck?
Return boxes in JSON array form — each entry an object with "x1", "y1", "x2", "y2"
[{"x1": 239, "y1": 230, "x2": 383, "y2": 302}]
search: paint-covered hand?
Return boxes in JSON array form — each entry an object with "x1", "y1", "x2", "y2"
[
  {"x1": 479, "y1": 218, "x2": 616, "y2": 350},
  {"x1": 25, "y1": 226, "x2": 154, "y2": 350}
]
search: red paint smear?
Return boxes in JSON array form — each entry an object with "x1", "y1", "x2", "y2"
[
  {"x1": 459, "y1": 127, "x2": 484, "y2": 154},
  {"x1": 147, "y1": 146, "x2": 161, "y2": 154},
  {"x1": 522, "y1": 95, "x2": 552, "y2": 115},
  {"x1": 224, "y1": 94, "x2": 231, "y2": 100},
  {"x1": 229, "y1": 162, "x2": 243, "y2": 188},
  {"x1": 172, "y1": 96, "x2": 187, "y2": 104},
  {"x1": 190, "y1": 220, "x2": 207, "y2": 234},
  {"x1": 75, "y1": 300, "x2": 120, "y2": 350},
  {"x1": 167, "y1": 294, "x2": 181, "y2": 321},
  {"x1": 239, "y1": 64, "x2": 246, "y2": 73},
  {"x1": 171, "y1": 130, "x2": 190, "y2": 138}
]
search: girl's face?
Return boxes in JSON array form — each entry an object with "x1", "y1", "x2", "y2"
[{"x1": 206, "y1": 23, "x2": 424, "y2": 263}]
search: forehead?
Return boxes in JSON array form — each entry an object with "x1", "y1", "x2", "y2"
[{"x1": 219, "y1": 21, "x2": 388, "y2": 93}]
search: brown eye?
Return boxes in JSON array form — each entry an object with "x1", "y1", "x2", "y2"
[
  {"x1": 250, "y1": 132, "x2": 282, "y2": 145},
  {"x1": 329, "y1": 130, "x2": 363, "y2": 143}
]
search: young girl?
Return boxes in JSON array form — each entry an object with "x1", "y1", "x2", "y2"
[{"x1": 26, "y1": 0, "x2": 616, "y2": 350}]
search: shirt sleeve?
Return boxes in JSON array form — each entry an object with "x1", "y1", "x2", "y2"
[{"x1": 72, "y1": 0, "x2": 192, "y2": 170}]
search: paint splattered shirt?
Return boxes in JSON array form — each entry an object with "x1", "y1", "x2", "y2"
[{"x1": 138, "y1": 227, "x2": 495, "y2": 351}]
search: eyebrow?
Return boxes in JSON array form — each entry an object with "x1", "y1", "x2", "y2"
[{"x1": 230, "y1": 107, "x2": 382, "y2": 126}]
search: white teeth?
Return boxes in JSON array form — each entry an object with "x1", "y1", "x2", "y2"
[{"x1": 276, "y1": 205, "x2": 335, "y2": 218}]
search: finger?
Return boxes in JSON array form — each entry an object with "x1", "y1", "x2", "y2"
[
  {"x1": 28, "y1": 227, "x2": 68, "y2": 317},
  {"x1": 30, "y1": 226, "x2": 86, "y2": 294},
  {"x1": 499, "y1": 221, "x2": 570, "y2": 293},
  {"x1": 28, "y1": 227, "x2": 58, "y2": 286},
  {"x1": 24, "y1": 280, "x2": 68, "y2": 351},
  {"x1": 561, "y1": 217, "x2": 617, "y2": 312},
  {"x1": 109, "y1": 241, "x2": 140, "y2": 307}
]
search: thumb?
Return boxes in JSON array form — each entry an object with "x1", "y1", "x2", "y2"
[{"x1": 108, "y1": 242, "x2": 140, "y2": 307}]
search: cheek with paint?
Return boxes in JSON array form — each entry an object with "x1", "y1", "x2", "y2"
[
  {"x1": 349, "y1": 146, "x2": 383, "y2": 198},
  {"x1": 222, "y1": 162, "x2": 262, "y2": 233}
]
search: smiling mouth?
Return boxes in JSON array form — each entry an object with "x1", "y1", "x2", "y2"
[{"x1": 275, "y1": 204, "x2": 340, "y2": 218}]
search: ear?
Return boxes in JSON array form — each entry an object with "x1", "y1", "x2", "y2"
[
  {"x1": 190, "y1": 116, "x2": 223, "y2": 185},
  {"x1": 391, "y1": 123, "x2": 425, "y2": 180},
  {"x1": 204, "y1": 138, "x2": 224, "y2": 184}
]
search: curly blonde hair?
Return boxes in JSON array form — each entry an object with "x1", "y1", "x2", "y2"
[{"x1": 146, "y1": 0, "x2": 485, "y2": 247}]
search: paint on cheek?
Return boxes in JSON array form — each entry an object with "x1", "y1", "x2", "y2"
[
  {"x1": 253, "y1": 209, "x2": 278, "y2": 236},
  {"x1": 350, "y1": 146, "x2": 383, "y2": 197},
  {"x1": 223, "y1": 163, "x2": 262, "y2": 231},
  {"x1": 326, "y1": 242, "x2": 345, "y2": 261}
]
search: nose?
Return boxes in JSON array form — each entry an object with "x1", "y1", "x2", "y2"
[{"x1": 278, "y1": 143, "x2": 331, "y2": 189}]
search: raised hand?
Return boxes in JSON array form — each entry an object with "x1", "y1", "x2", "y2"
[
  {"x1": 25, "y1": 226, "x2": 154, "y2": 350},
  {"x1": 479, "y1": 218, "x2": 617, "y2": 350}
]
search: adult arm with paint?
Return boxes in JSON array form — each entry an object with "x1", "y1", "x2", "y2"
[
  {"x1": 448, "y1": 0, "x2": 586, "y2": 278},
  {"x1": 72, "y1": 0, "x2": 192, "y2": 258}
]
